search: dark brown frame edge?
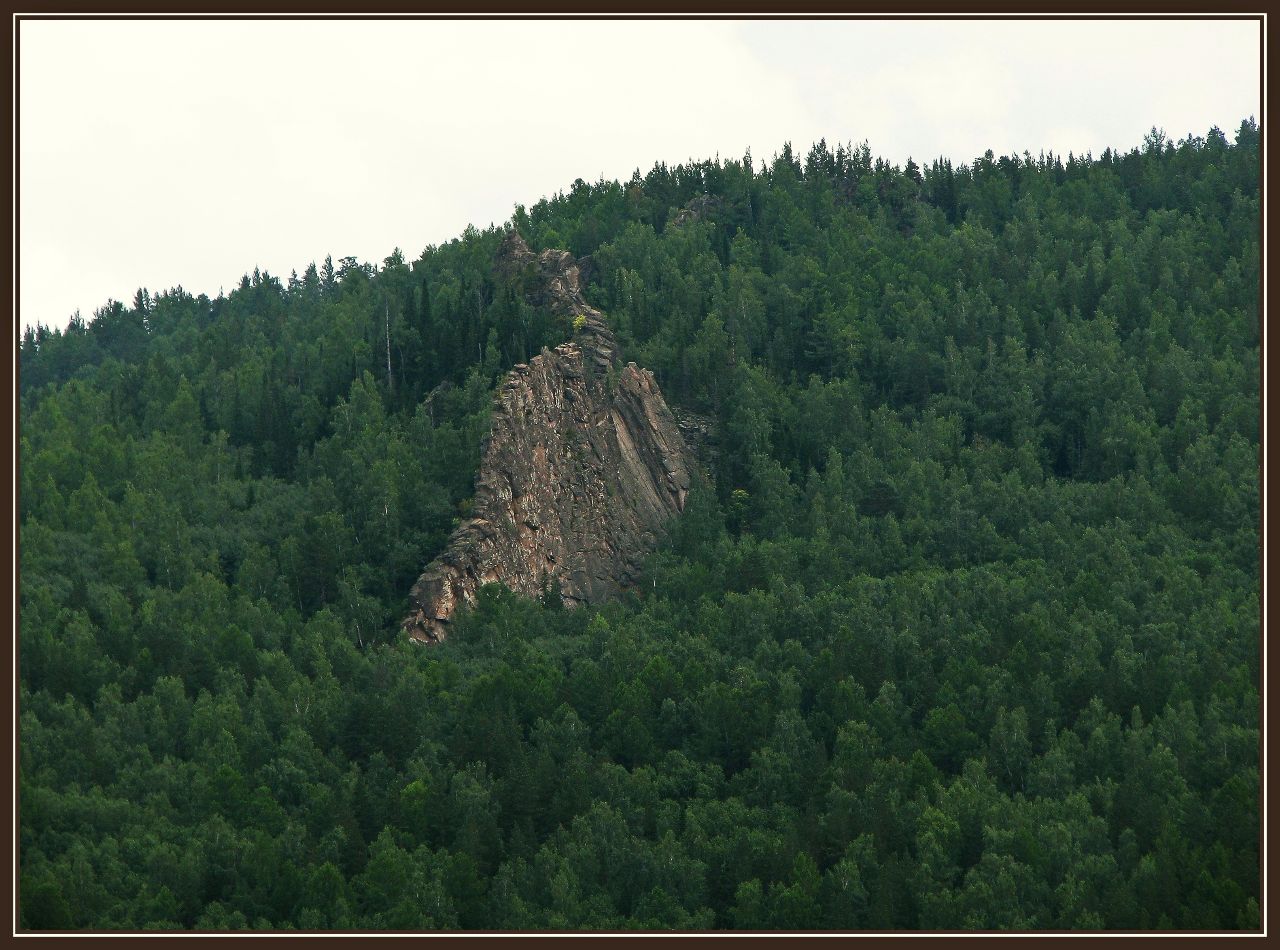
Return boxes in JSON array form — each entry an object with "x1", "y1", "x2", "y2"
[{"x1": 4, "y1": 4, "x2": 1271, "y2": 945}]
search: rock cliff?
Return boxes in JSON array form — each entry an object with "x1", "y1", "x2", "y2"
[{"x1": 403, "y1": 233, "x2": 699, "y2": 644}]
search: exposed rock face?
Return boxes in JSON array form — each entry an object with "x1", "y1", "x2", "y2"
[
  {"x1": 669, "y1": 194, "x2": 721, "y2": 230},
  {"x1": 403, "y1": 233, "x2": 699, "y2": 644},
  {"x1": 669, "y1": 406, "x2": 719, "y2": 474}
]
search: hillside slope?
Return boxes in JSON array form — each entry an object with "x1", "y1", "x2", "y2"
[{"x1": 16, "y1": 123, "x2": 1261, "y2": 931}]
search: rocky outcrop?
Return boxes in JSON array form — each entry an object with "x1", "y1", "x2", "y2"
[
  {"x1": 403, "y1": 233, "x2": 699, "y2": 644},
  {"x1": 669, "y1": 195, "x2": 721, "y2": 230},
  {"x1": 669, "y1": 406, "x2": 719, "y2": 474}
]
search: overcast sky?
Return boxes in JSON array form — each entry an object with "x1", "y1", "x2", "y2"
[{"x1": 18, "y1": 17, "x2": 1261, "y2": 333}]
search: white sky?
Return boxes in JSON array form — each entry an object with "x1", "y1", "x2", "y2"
[{"x1": 17, "y1": 17, "x2": 1262, "y2": 333}]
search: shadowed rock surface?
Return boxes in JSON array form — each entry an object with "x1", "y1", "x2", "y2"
[{"x1": 403, "y1": 233, "x2": 699, "y2": 644}]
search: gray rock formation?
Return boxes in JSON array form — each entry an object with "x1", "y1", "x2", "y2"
[{"x1": 403, "y1": 233, "x2": 699, "y2": 644}]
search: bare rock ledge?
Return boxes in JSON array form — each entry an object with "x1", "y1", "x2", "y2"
[{"x1": 402, "y1": 233, "x2": 699, "y2": 644}]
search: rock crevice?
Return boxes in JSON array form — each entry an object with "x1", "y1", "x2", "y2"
[{"x1": 403, "y1": 233, "x2": 698, "y2": 644}]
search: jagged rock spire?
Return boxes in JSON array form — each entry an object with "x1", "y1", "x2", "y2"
[{"x1": 402, "y1": 234, "x2": 698, "y2": 644}]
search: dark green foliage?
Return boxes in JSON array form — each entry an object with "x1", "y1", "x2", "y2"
[{"x1": 19, "y1": 121, "x2": 1259, "y2": 930}]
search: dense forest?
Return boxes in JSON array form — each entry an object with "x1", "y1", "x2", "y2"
[{"x1": 18, "y1": 121, "x2": 1260, "y2": 930}]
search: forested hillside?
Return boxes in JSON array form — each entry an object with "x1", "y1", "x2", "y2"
[{"x1": 18, "y1": 121, "x2": 1260, "y2": 930}]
